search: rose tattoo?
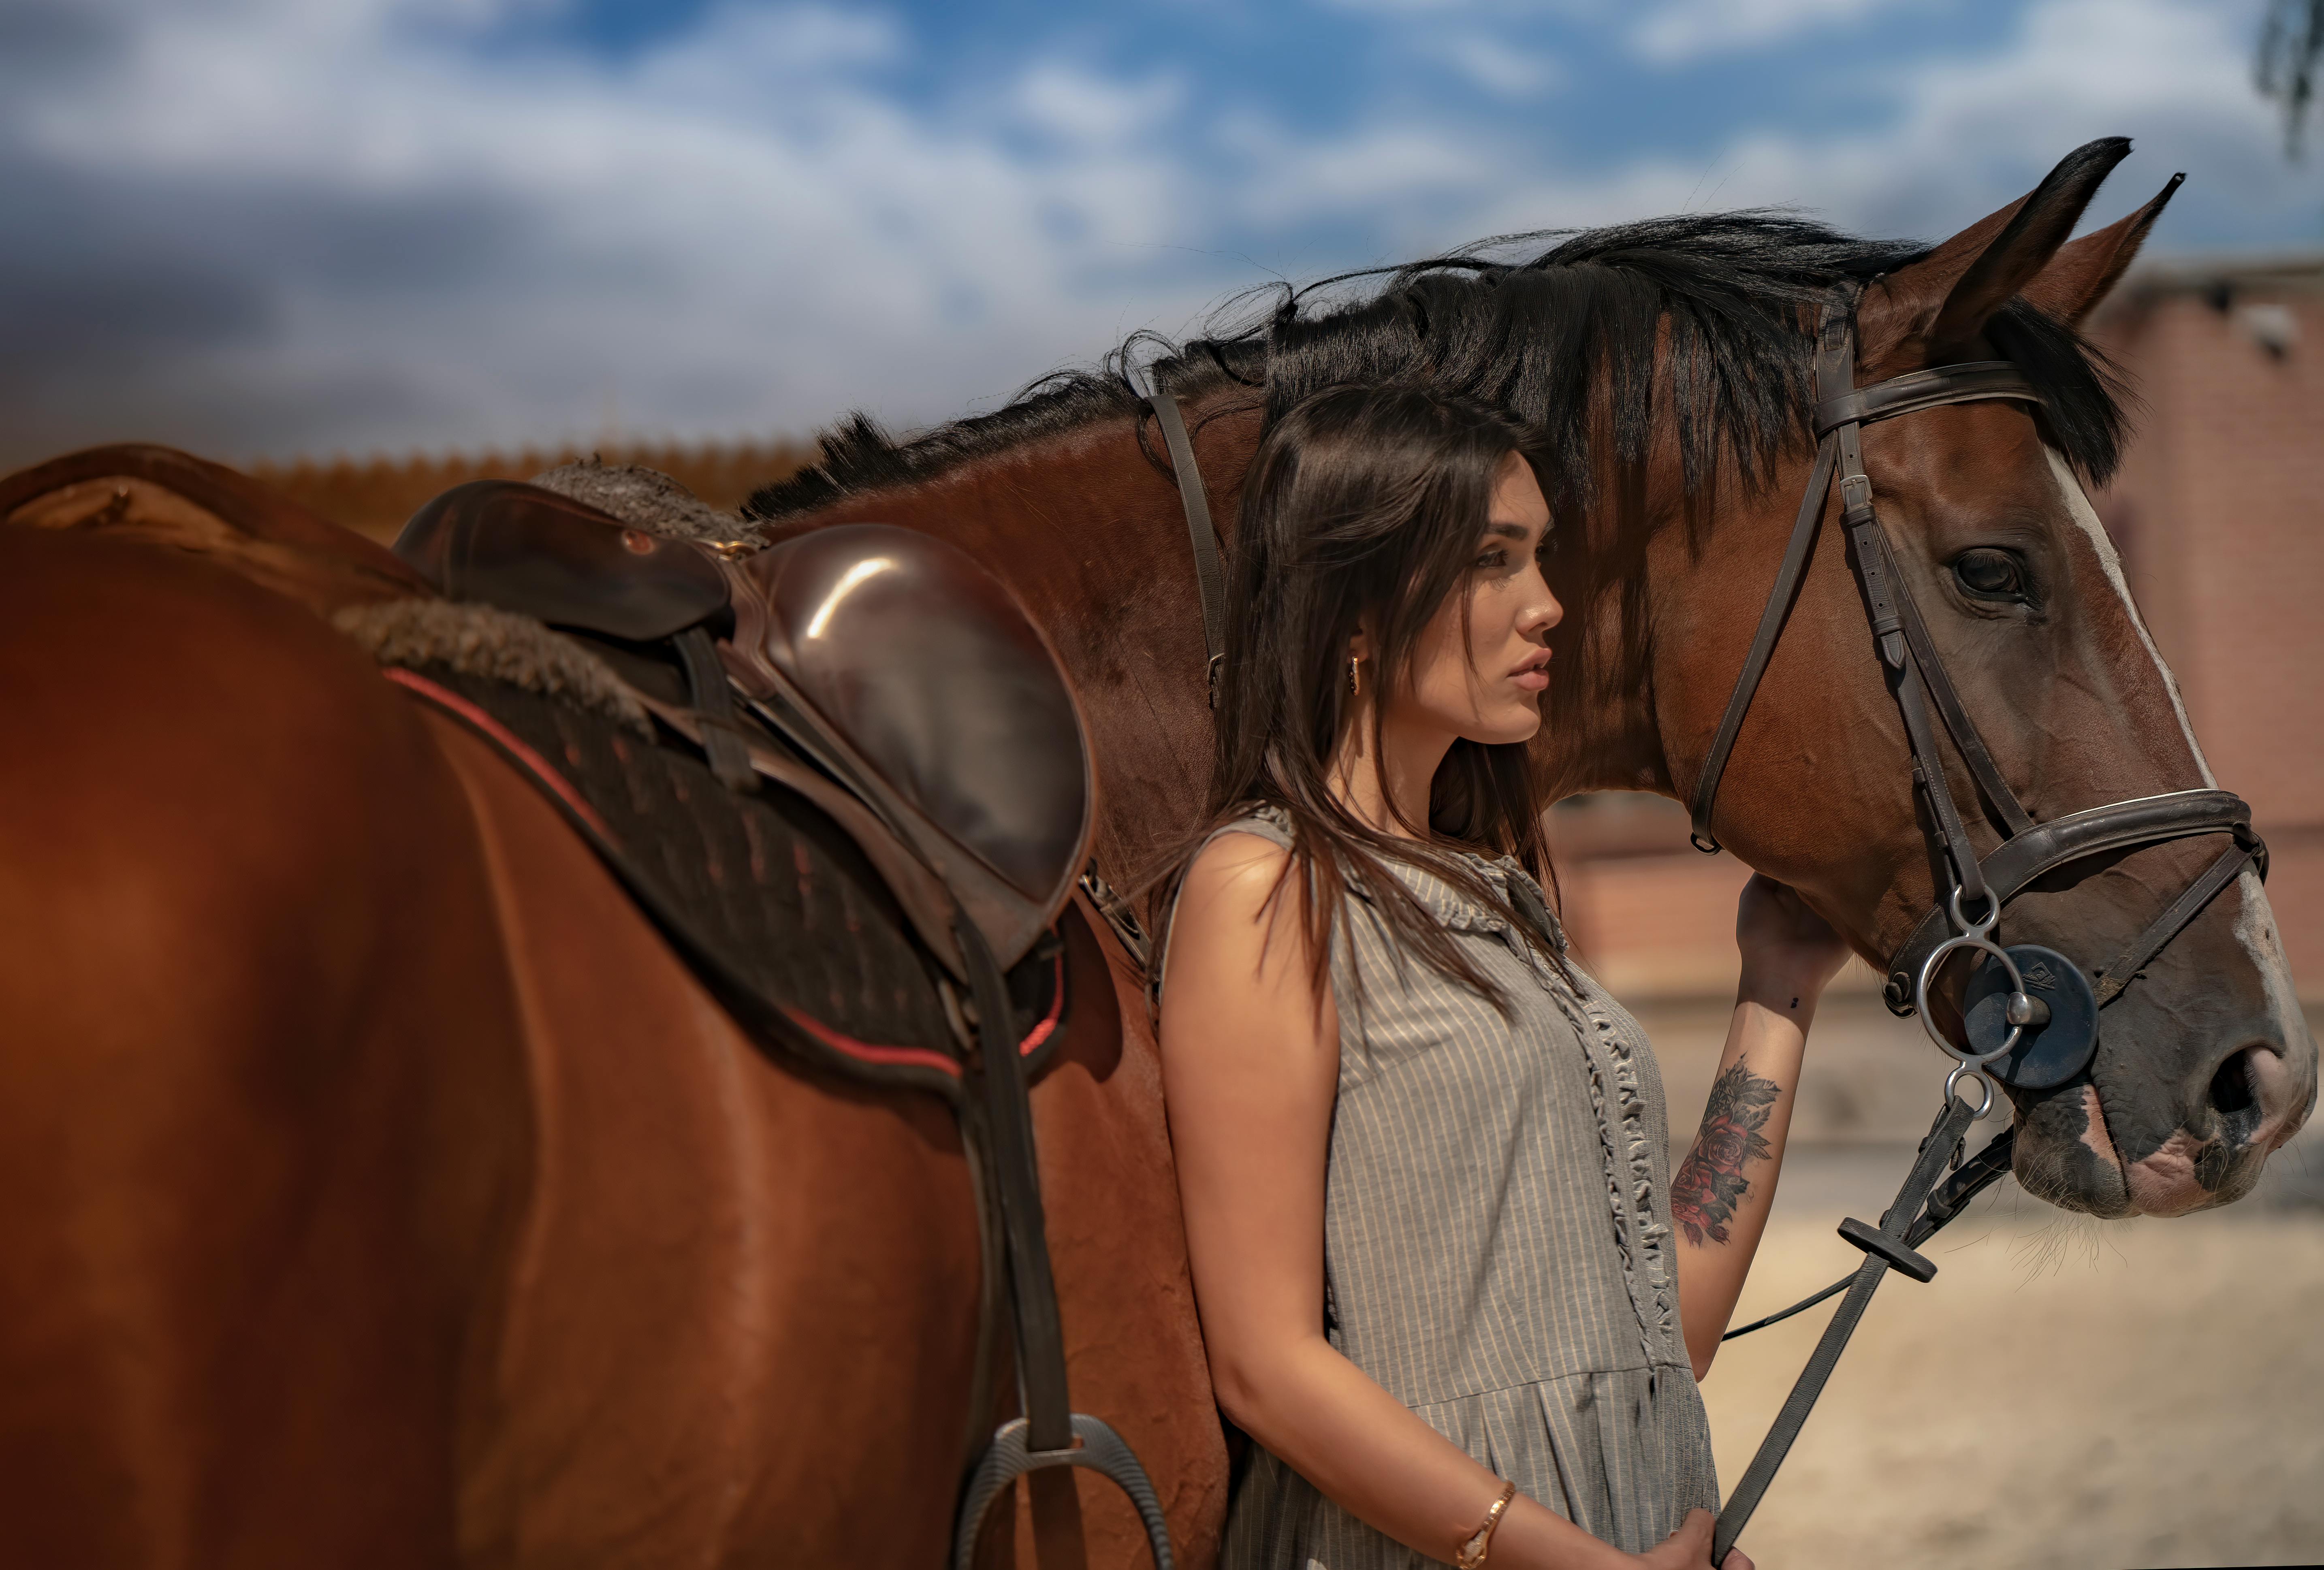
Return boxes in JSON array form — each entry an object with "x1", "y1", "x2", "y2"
[{"x1": 1671, "y1": 1061, "x2": 1780, "y2": 1246}]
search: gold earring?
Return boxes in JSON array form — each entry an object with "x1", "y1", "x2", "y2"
[{"x1": 1348, "y1": 656, "x2": 1362, "y2": 697}]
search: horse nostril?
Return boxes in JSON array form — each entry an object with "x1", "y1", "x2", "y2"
[{"x1": 2207, "y1": 1045, "x2": 2263, "y2": 1142}]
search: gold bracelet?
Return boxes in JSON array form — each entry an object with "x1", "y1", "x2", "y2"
[{"x1": 1453, "y1": 1480, "x2": 1517, "y2": 1569}]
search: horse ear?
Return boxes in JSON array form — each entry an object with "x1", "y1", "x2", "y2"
[
  {"x1": 1881, "y1": 138, "x2": 2133, "y2": 363},
  {"x1": 2019, "y1": 173, "x2": 2183, "y2": 326}
]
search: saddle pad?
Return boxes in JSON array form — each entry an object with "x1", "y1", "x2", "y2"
[{"x1": 389, "y1": 663, "x2": 1071, "y2": 1101}]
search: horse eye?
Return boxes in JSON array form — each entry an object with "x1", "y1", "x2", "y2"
[{"x1": 1953, "y1": 548, "x2": 2024, "y2": 601}]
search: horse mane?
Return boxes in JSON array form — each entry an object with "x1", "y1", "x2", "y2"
[{"x1": 742, "y1": 210, "x2": 2128, "y2": 525}]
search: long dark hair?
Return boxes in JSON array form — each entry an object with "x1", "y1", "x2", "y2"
[{"x1": 1176, "y1": 382, "x2": 1566, "y2": 1014}]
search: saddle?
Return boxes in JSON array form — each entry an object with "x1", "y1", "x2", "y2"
[
  {"x1": 396, "y1": 480, "x2": 1089, "y2": 992},
  {"x1": 390, "y1": 479, "x2": 1174, "y2": 1567}
]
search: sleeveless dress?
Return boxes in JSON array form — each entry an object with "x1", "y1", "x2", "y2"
[{"x1": 1165, "y1": 808, "x2": 1717, "y2": 1568}]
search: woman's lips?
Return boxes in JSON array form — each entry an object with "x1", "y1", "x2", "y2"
[{"x1": 1511, "y1": 652, "x2": 1551, "y2": 691}]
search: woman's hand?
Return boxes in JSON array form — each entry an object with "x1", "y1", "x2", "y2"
[
  {"x1": 1632, "y1": 1509, "x2": 1753, "y2": 1570},
  {"x1": 1734, "y1": 873, "x2": 1849, "y2": 1010}
]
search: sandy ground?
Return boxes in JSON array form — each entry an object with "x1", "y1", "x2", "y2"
[{"x1": 1697, "y1": 1148, "x2": 2324, "y2": 1570}]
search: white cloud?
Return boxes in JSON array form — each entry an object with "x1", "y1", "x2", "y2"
[
  {"x1": 1265, "y1": 0, "x2": 2314, "y2": 255},
  {"x1": 1631, "y1": 0, "x2": 1928, "y2": 64},
  {"x1": 0, "y1": 0, "x2": 2313, "y2": 466},
  {"x1": 2, "y1": 0, "x2": 1228, "y2": 459},
  {"x1": 1435, "y1": 32, "x2": 1564, "y2": 95}
]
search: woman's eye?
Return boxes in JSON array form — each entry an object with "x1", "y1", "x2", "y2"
[
  {"x1": 1474, "y1": 548, "x2": 1509, "y2": 571},
  {"x1": 1953, "y1": 548, "x2": 2026, "y2": 602}
]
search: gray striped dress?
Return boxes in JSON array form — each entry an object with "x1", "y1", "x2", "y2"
[{"x1": 1168, "y1": 808, "x2": 1717, "y2": 1568}]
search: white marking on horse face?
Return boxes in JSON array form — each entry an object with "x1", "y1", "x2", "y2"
[
  {"x1": 2042, "y1": 450, "x2": 2213, "y2": 788},
  {"x1": 2044, "y1": 451, "x2": 2308, "y2": 1070}
]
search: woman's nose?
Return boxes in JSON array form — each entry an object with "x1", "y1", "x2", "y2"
[{"x1": 1520, "y1": 568, "x2": 1563, "y2": 633}]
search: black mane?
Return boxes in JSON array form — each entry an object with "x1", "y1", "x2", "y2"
[{"x1": 743, "y1": 210, "x2": 2126, "y2": 525}]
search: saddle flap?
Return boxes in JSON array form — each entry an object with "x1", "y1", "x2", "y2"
[
  {"x1": 722, "y1": 524, "x2": 1094, "y2": 971},
  {"x1": 394, "y1": 480, "x2": 730, "y2": 643}
]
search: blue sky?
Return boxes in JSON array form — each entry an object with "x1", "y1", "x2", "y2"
[{"x1": 2, "y1": 0, "x2": 2316, "y2": 464}]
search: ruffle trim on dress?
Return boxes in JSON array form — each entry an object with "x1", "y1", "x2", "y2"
[
  {"x1": 1573, "y1": 981, "x2": 1682, "y2": 1363},
  {"x1": 1537, "y1": 974, "x2": 1680, "y2": 1378}
]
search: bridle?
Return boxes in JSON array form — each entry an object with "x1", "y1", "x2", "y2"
[
  {"x1": 1684, "y1": 284, "x2": 2267, "y2": 1560},
  {"x1": 1689, "y1": 285, "x2": 2264, "y2": 1101},
  {"x1": 1145, "y1": 283, "x2": 2271, "y2": 1561}
]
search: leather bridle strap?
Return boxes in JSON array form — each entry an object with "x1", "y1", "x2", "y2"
[
  {"x1": 1882, "y1": 788, "x2": 2260, "y2": 1008},
  {"x1": 1686, "y1": 312, "x2": 1845, "y2": 853},
  {"x1": 2092, "y1": 830, "x2": 2264, "y2": 1006},
  {"x1": 1149, "y1": 395, "x2": 1227, "y2": 705},
  {"x1": 1687, "y1": 300, "x2": 2042, "y2": 855}
]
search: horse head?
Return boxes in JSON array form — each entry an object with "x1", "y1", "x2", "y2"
[{"x1": 1633, "y1": 139, "x2": 2315, "y2": 1217}]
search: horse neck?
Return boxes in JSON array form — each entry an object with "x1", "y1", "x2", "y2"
[
  {"x1": 765, "y1": 398, "x2": 1266, "y2": 882},
  {"x1": 1532, "y1": 457, "x2": 1745, "y2": 804}
]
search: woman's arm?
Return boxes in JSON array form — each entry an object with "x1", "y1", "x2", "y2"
[
  {"x1": 1162, "y1": 836, "x2": 1723, "y2": 1570},
  {"x1": 1672, "y1": 875, "x2": 1852, "y2": 1380}
]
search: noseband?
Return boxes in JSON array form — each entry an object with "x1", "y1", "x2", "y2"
[{"x1": 1688, "y1": 287, "x2": 2265, "y2": 1096}]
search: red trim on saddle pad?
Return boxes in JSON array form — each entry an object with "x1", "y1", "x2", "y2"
[
  {"x1": 778, "y1": 949, "x2": 1064, "y2": 1079},
  {"x1": 383, "y1": 668, "x2": 612, "y2": 838}
]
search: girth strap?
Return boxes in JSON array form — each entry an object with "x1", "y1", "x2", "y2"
[{"x1": 1150, "y1": 395, "x2": 1226, "y2": 706}]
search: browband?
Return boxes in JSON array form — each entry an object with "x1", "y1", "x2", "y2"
[{"x1": 1814, "y1": 362, "x2": 2040, "y2": 434}]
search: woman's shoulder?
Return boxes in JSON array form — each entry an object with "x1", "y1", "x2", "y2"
[
  {"x1": 1180, "y1": 806, "x2": 1301, "y2": 922},
  {"x1": 1208, "y1": 801, "x2": 1294, "y2": 848}
]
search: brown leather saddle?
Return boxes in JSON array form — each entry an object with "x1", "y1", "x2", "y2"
[
  {"x1": 390, "y1": 480, "x2": 1173, "y2": 1568},
  {"x1": 396, "y1": 480, "x2": 1088, "y2": 989}
]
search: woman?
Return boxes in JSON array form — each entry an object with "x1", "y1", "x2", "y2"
[{"x1": 1157, "y1": 385, "x2": 1849, "y2": 1569}]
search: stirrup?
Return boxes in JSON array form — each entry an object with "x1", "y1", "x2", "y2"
[{"x1": 952, "y1": 1413, "x2": 1173, "y2": 1569}]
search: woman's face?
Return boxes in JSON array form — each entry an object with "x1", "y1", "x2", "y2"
[{"x1": 1396, "y1": 451, "x2": 1562, "y2": 746}]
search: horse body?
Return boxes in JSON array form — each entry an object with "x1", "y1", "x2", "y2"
[
  {"x1": 0, "y1": 506, "x2": 1219, "y2": 1565},
  {"x1": 0, "y1": 527, "x2": 522, "y2": 1563},
  {"x1": 0, "y1": 139, "x2": 2314, "y2": 1566}
]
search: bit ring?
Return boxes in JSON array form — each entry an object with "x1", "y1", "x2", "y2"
[
  {"x1": 1945, "y1": 1063, "x2": 1996, "y2": 1120},
  {"x1": 1917, "y1": 932, "x2": 2023, "y2": 1065}
]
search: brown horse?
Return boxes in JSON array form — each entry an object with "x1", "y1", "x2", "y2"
[{"x1": 0, "y1": 137, "x2": 2311, "y2": 1568}]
